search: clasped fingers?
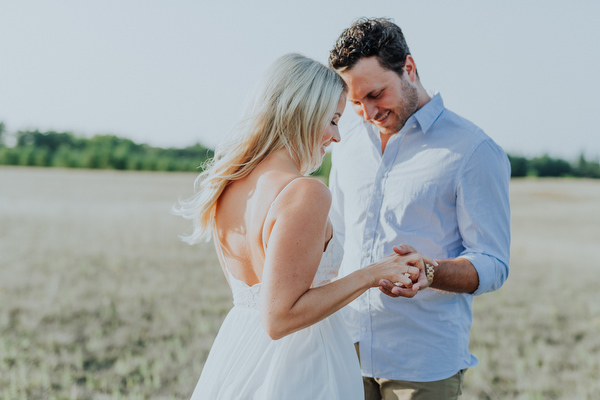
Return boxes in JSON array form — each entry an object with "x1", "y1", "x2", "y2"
[
  {"x1": 401, "y1": 253, "x2": 438, "y2": 270},
  {"x1": 393, "y1": 253, "x2": 438, "y2": 290},
  {"x1": 392, "y1": 265, "x2": 420, "y2": 286}
]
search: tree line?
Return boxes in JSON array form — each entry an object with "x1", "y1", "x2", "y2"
[
  {"x1": 0, "y1": 124, "x2": 214, "y2": 173},
  {"x1": 507, "y1": 154, "x2": 600, "y2": 178},
  {"x1": 0, "y1": 123, "x2": 598, "y2": 179}
]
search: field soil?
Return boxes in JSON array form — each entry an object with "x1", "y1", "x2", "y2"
[{"x1": 1, "y1": 167, "x2": 599, "y2": 399}]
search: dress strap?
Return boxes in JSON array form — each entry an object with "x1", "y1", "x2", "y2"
[{"x1": 261, "y1": 177, "x2": 313, "y2": 252}]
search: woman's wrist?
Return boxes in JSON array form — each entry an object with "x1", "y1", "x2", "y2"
[{"x1": 354, "y1": 266, "x2": 377, "y2": 290}]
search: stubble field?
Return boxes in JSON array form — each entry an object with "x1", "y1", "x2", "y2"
[{"x1": 1, "y1": 167, "x2": 599, "y2": 399}]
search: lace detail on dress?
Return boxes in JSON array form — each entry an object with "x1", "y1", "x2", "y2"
[
  {"x1": 311, "y1": 234, "x2": 344, "y2": 288},
  {"x1": 229, "y1": 274, "x2": 261, "y2": 310}
]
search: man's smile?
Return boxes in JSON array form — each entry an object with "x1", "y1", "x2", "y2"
[{"x1": 372, "y1": 110, "x2": 390, "y2": 125}]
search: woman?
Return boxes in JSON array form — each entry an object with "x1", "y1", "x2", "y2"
[{"x1": 174, "y1": 54, "x2": 435, "y2": 399}]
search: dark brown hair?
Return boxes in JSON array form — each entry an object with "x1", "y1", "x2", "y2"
[{"x1": 329, "y1": 18, "x2": 413, "y2": 78}]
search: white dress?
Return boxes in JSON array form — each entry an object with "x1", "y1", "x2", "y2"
[{"x1": 190, "y1": 187, "x2": 363, "y2": 399}]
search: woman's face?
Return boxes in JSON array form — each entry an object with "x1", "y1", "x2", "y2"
[{"x1": 320, "y1": 93, "x2": 346, "y2": 156}]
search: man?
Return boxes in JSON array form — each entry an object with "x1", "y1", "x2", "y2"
[{"x1": 328, "y1": 18, "x2": 511, "y2": 400}]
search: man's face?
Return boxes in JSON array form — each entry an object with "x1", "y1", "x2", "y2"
[{"x1": 340, "y1": 56, "x2": 419, "y2": 135}]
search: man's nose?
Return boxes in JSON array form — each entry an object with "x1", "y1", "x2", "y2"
[{"x1": 362, "y1": 103, "x2": 377, "y2": 121}]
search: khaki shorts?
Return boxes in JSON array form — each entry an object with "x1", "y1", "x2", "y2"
[{"x1": 355, "y1": 343, "x2": 466, "y2": 400}]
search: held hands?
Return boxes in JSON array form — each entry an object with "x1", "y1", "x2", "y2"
[{"x1": 378, "y1": 244, "x2": 438, "y2": 298}]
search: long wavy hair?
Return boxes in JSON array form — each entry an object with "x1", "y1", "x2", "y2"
[{"x1": 173, "y1": 53, "x2": 346, "y2": 244}]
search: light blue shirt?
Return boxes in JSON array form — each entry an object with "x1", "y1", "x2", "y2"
[{"x1": 329, "y1": 93, "x2": 511, "y2": 382}]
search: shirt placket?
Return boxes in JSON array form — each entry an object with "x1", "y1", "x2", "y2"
[{"x1": 358, "y1": 130, "x2": 404, "y2": 376}]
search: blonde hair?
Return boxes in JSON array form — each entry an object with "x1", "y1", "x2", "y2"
[{"x1": 173, "y1": 53, "x2": 346, "y2": 244}]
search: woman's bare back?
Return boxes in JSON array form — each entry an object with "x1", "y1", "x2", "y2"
[{"x1": 214, "y1": 151, "x2": 329, "y2": 287}]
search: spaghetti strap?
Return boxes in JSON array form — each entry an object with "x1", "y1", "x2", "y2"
[{"x1": 261, "y1": 177, "x2": 314, "y2": 252}]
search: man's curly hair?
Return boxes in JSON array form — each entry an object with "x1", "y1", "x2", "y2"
[{"x1": 328, "y1": 18, "x2": 413, "y2": 78}]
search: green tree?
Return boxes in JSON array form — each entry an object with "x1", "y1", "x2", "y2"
[
  {"x1": 32, "y1": 147, "x2": 51, "y2": 166},
  {"x1": 126, "y1": 154, "x2": 144, "y2": 171},
  {"x1": 0, "y1": 122, "x2": 5, "y2": 146},
  {"x1": 112, "y1": 140, "x2": 136, "y2": 170},
  {"x1": 0, "y1": 147, "x2": 19, "y2": 165},
  {"x1": 18, "y1": 146, "x2": 37, "y2": 166},
  {"x1": 311, "y1": 152, "x2": 332, "y2": 184},
  {"x1": 507, "y1": 154, "x2": 529, "y2": 177},
  {"x1": 52, "y1": 144, "x2": 78, "y2": 168},
  {"x1": 572, "y1": 153, "x2": 600, "y2": 178},
  {"x1": 530, "y1": 154, "x2": 572, "y2": 177}
]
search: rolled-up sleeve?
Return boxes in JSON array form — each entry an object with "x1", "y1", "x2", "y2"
[{"x1": 456, "y1": 139, "x2": 511, "y2": 295}]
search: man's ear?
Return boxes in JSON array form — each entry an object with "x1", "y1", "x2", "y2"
[{"x1": 404, "y1": 55, "x2": 418, "y2": 83}]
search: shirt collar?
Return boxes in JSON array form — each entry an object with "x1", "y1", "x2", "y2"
[
  {"x1": 412, "y1": 92, "x2": 445, "y2": 134},
  {"x1": 362, "y1": 92, "x2": 445, "y2": 142}
]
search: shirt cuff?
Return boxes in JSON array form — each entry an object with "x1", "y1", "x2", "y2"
[{"x1": 458, "y1": 252, "x2": 509, "y2": 296}]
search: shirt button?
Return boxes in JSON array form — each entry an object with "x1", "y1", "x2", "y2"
[
  {"x1": 412, "y1": 124, "x2": 417, "y2": 129},
  {"x1": 361, "y1": 327, "x2": 367, "y2": 332}
]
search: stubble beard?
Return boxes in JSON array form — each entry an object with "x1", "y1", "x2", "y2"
[{"x1": 378, "y1": 78, "x2": 419, "y2": 136}]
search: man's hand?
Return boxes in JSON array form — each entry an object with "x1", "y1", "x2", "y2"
[
  {"x1": 379, "y1": 278, "x2": 419, "y2": 298},
  {"x1": 378, "y1": 244, "x2": 437, "y2": 297},
  {"x1": 392, "y1": 244, "x2": 417, "y2": 256}
]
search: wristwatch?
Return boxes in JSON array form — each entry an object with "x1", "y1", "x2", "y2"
[{"x1": 425, "y1": 263, "x2": 435, "y2": 285}]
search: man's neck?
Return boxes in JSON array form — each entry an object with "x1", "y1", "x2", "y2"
[
  {"x1": 380, "y1": 87, "x2": 431, "y2": 154},
  {"x1": 416, "y1": 83, "x2": 432, "y2": 111}
]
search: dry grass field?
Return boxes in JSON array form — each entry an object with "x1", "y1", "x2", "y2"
[{"x1": 1, "y1": 167, "x2": 599, "y2": 399}]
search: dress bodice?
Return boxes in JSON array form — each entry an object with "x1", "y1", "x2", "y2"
[{"x1": 227, "y1": 233, "x2": 344, "y2": 309}]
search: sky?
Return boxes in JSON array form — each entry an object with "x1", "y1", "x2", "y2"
[{"x1": 1, "y1": 0, "x2": 599, "y2": 160}]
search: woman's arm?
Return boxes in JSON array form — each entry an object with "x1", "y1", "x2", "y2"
[{"x1": 259, "y1": 179, "x2": 432, "y2": 340}]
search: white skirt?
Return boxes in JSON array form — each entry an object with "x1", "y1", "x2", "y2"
[{"x1": 190, "y1": 306, "x2": 364, "y2": 400}]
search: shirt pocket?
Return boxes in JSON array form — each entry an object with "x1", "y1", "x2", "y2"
[{"x1": 384, "y1": 180, "x2": 438, "y2": 232}]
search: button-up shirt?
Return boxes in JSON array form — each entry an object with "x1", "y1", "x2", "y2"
[{"x1": 329, "y1": 93, "x2": 511, "y2": 382}]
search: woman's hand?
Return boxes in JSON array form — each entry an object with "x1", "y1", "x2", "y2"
[
  {"x1": 377, "y1": 246, "x2": 438, "y2": 298},
  {"x1": 365, "y1": 252, "x2": 437, "y2": 298}
]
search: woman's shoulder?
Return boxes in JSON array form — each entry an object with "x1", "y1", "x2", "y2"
[
  {"x1": 268, "y1": 176, "x2": 331, "y2": 216},
  {"x1": 283, "y1": 176, "x2": 330, "y2": 201}
]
